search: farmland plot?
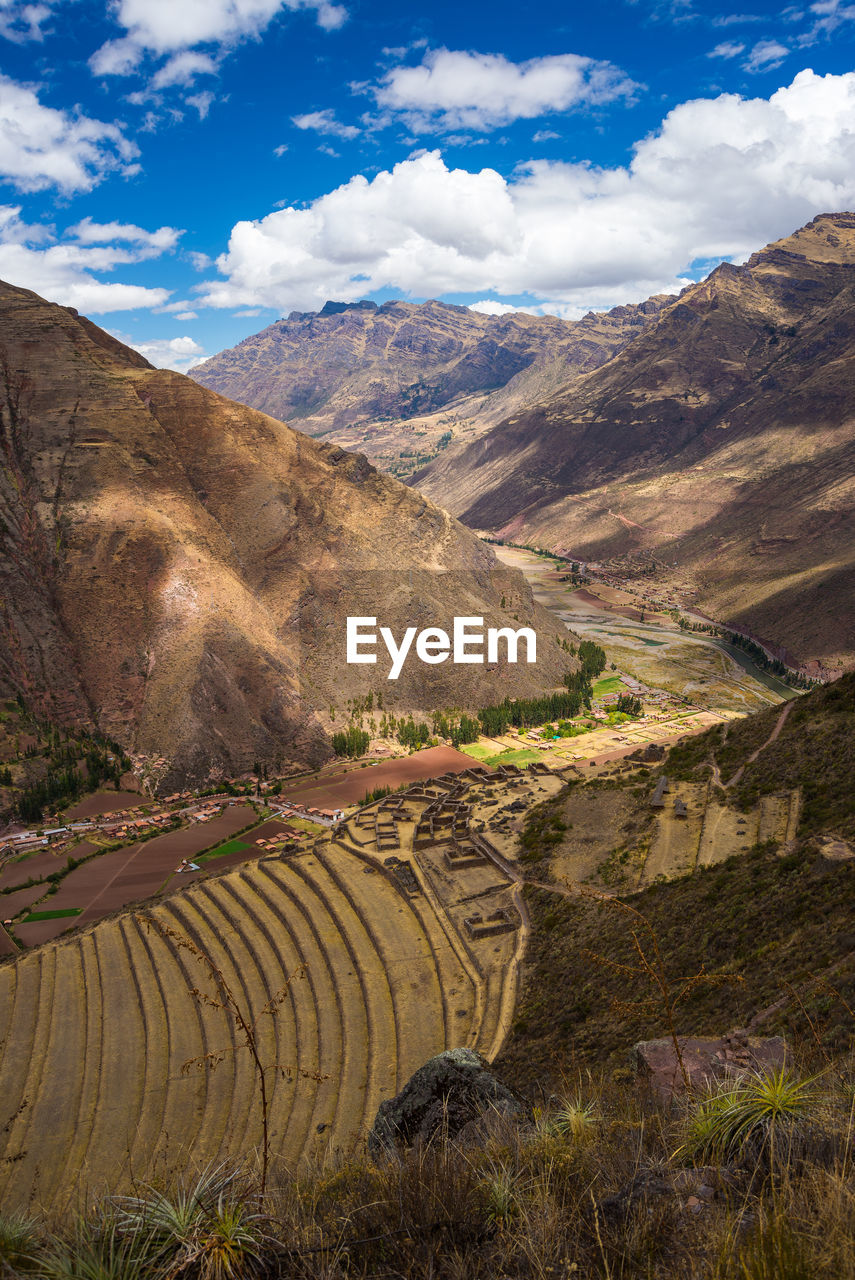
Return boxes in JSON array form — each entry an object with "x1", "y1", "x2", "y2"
[{"x1": 0, "y1": 839, "x2": 503, "y2": 1213}]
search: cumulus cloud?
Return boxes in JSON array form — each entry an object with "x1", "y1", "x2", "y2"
[
  {"x1": 0, "y1": 206, "x2": 173, "y2": 312},
  {"x1": 362, "y1": 48, "x2": 638, "y2": 133},
  {"x1": 68, "y1": 217, "x2": 183, "y2": 255},
  {"x1": 151, "y1": 51, "x2": 220, "y2": 89},
  {"x1": 468, "y1": 300, "x2": 541, "y2": 316},
  {"x1": 0, "y1": 73, "x2": 139, "y2": 193},
  {"x1": 186, "y1": 91, "x2": 215, "y2": 119},
  {"x1": 119, "y1": 333, "x2": 207, "y2": 371},
  {"x1": 91, "y1": 0, "x2": 347, "y2": 83},
  {"x1": 292, "y1": 108, "x2": 359, "y2": 138},
  {"x1": 196, "y1": 70, "x2": 855, "y2": 316}
]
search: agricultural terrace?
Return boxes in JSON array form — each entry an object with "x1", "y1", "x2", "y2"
[{"x1": 0, "y1": 762, "x2": 560, "y2": 1212}]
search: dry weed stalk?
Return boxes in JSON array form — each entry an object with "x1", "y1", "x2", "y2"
[
  {"x1": 145, "y1": 914, "x2": 318, "y2": 1196},
  {"x1": 575, "y1": 885, "x2": 743, "y2": 1092}
]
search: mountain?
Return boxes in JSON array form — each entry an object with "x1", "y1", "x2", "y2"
[
  {"x1": 189, "y1": 296, "x2": 667, "y2": 480},
  {"x1": 414, "y1": 214, "x2": 855, "y2": 673},
  {"x1": 0, "y1": 281, "x2": 572, "y2": 790}
]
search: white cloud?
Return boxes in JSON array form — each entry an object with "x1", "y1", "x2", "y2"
[
  {"x1": 743, "y1": 39, "x2": 789, "y2": 71},
  {"x1": 151, "y1": 51, "x2": 220, "y2": 89},
  {"x1": 801, "y1": 0, "x2": 855, "y2": 41},
  {"x1": 188, "y1": 251, "x2": 212, "y2": 271},
  {"x1": 91, "y1": 0, "x2": 347, "y2": 81},
  {"x1": 120, "y1": 333, "x2": 207, "y2": 371},
  {"x1": 708, "y1": 40, "x2": 745, "y2": 57},
  {"x1": 292, "y1": 108, "x2": 359, "y2": 138},
  {"x1": 0, "y1": 205, "x2": 172, "y2": 312},
  {"x1": 711, "y1": 12, "x2": 765, "y2": 25},
  {"x1": 197, "y1": 70, "x2": 855, "y2": 317},
  {"x1": 0, "y1": 73, "x2": 139, "y2": 193},
  {"x1": 532, "y1": 129, "x2": 561, "y2": 142},
  {"x1": 68, "y1": 217, "x2": 182, "y2": 255},
  {"x1": 0, "y1": 1, "x2": 53, "y2": 42},
  {"x1": 173, "y1": 310, "x2": 197, "y2": 320},
  {"x1": 362, "y1": 48, "x2": 638, "y2": 133},
  {"x1": 468, "y1": 300, "x2": 541, "y2": 316},
  {"x1": 186, "y1": 91, "x2": 215, "y2": 119}
]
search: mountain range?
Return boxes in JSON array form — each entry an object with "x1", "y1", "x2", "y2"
[
  {"x1": 190, "y1": 295, "x2": 667, "y2": 480},
  {"x1": 414, "y1": 214, "x2": 855, "y2": 673},
  {"x1": 195, "y1": 212, "x2": 855, "y2": 675},
  {"x1": 0, "y1": 282, "x2": 570, "y2": 789}
]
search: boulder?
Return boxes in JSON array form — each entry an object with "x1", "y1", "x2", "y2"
[
  {"x1": 368, "y1": 1047, "x2": 521, "y2": 1156},
  {"x1": 633, "y1": 1029, "x2": 789, "y2": 1101}
]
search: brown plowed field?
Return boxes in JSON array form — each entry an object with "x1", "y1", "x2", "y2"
[
  {"x1": 66, "y1": 791, "x2": 145, "y2": 819},
  {"x1": 1, "y1": 883, "x2": 51, "y2": 917},
  {"x1": 1, "y1": 808, "x2": 259, "y2": 943},
  {"x1": 70, "y1": 805, "x2": 257, "y2": 923},
  {"x1": 283, "y1": 746, "x2": 476, "y2": 808},
  {"x1": 0, "y1": 850, "x2": 67, "y2": 889},
  {"x1": 15, "y1": 916, "x2": 83, "y2": 946}
]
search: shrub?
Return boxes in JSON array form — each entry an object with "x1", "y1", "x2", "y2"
[{"x1": 677, "y1": 1068, "x2": 818, "y2": 1166}]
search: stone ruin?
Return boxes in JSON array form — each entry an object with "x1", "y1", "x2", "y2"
[{"x1": 463, "y1": 908, "x2": 517, "y2": 939}]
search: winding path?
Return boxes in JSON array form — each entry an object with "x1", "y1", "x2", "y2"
[{"x1": 724, "y1": 699, "x2": 794, "y2": 788}]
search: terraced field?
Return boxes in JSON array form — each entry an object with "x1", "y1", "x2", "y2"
[{"x1": 0, "y1": 840, "x2": 506, "y2": 1213}]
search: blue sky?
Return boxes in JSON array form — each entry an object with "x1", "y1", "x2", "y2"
[{"x1": 2, "y1": 0, "x2": 855, "y2": 369}]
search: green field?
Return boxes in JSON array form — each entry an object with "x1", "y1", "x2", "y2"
[
  {"x1": 461, "y1": 743, "x2": 544, "y2": 766},
  {"x1": 22, "y1": 907, "x2": 82, "y2": 922},
  {"x1": 592, "y1": 675, "x2": 625, "y2": 696},
  {"x1": 198, "y1": 838, "x2": 253, "y2": 863}
]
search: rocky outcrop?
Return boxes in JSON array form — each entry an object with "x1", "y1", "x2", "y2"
[
  {"x1": 368, "y1": 1047, "x2": 521, "y2": 1155},
  {"x1": 633, "y1": 1030, "x2": 789, "y2": 1101}
]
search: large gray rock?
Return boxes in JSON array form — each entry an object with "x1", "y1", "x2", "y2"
[{"x1": 368, "y1": 1047, "x2": 520, "y2": 1156}]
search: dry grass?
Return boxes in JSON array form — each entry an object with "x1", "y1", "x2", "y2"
[{"x1": 3, "y1": 1064, "x2": 853, "y2": 1278}]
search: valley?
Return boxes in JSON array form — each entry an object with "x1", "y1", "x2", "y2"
[{"x1": 494, "y1": 545, "x2": 798, "y2": 715}]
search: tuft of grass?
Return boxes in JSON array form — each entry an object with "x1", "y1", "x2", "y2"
[
  {"x1": 548, "y1": 1096, "x2": 598, "y2": 1142},
  {"x1": 677, "y1": 1068, "x2": 818, "y2": 1166},
  {"x1": 730, "y1": 1211, "x2": 814, "y2": 1280},
  {"x1": 42, "y1": 1215, "x2": 160, "y2": 1280},
  {"x1": 114, "y1": 1165, "x2": 269, "y2": 1279},
  {"x1": 0, "y1": 1211, "x2": 42, "y2": 1273}
]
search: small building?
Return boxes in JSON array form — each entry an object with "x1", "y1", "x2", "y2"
[{"x1": 674, "y1": 797, "x2": 688, "y2": 819}]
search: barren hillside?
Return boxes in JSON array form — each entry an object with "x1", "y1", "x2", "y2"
[
  {"x1": 415, "y1": 213, "x2": 855, "y2": 672},
  {"x1": 190, "y1": 296, "x2": 667, "y2": 478},
  {"x1": 0, "y1": 282, "x2": 572, "y2": 789}
]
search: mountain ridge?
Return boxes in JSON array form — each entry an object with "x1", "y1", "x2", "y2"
[
  {"x1": 0, "y1": 280, "x2": 572, "y2": 790},
  {"x1": 189, "y1": 293, "x2": 669, "y2": 478},
  {"x1": 414, "y1": 212, "x2": 855, "y2": 673}
]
